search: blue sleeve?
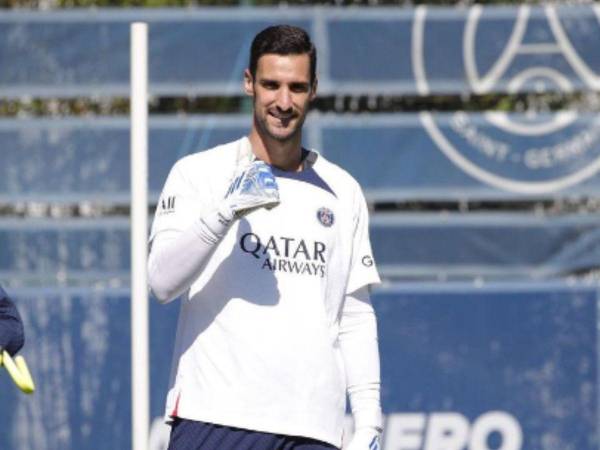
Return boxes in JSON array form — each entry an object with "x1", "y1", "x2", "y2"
[{"x1": 0, "y1": 286, "x2": 25, "y2": 356}]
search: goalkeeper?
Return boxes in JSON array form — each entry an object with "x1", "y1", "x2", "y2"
[
  {"x1": 0, "y1": 285, "x2": 24, "y2": 357},
  {"x1": 148, "y1": 24, "x2": 382, "y2": 450}
]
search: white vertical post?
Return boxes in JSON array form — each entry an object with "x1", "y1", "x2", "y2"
[{"x1": 131, "y1": 22, "x2": 149, "y2": 450}]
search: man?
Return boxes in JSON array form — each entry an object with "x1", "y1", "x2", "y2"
[
  {"x1": 148, "y1": 25, "x2": 382, "y2": 450},
  {"x1": 0, "y1": 285, "x2": 24, "y2": 357}
]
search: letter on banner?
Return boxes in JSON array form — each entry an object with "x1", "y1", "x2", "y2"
[
  {"x1": 424, "y1": 412, "x2": 469, "y2": 450},
  {"x1": 384, "y1": 413, "x2": 426, "y2": 450},
  {"x1": 469, "y1": 411, "x2": 523, "y2": 450}
]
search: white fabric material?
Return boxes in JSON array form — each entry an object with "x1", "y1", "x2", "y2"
[
  {"x1": 148, "y1": 209, "x2": 232, "y2": 303},
  {"x1": 340, "y1": 287, "x2": 382, "y2": 431},
  {"x1": 149, "y1": 137, "x2": 380, "y2": 448},
  {"x1": 344, "y1": 428, "x2": 380, "y2": 450},
  {"x1": 340, "y1": 287, "x2": 382, "y2": 449}
]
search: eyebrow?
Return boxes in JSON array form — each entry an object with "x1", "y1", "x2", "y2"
[{"x1": 259, "y1": 79, "x2": 311, "y2": 88}]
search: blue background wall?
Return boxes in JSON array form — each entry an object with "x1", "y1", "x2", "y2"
[
  {"x1": 0, "y1": 283, "x2": 597, "y2": 449},
  {"x1": 2, "y1": 5, "x2": 600, "y2": 450}
]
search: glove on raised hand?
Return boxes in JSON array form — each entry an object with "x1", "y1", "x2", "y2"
[{"x1": 221, "y1": 160, "x2": 280, "y2": 219}]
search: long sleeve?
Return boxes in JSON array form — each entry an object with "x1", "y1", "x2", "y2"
[
  {"x1": 339, "y1": 286, "x2": 382, "y2": 433},
  {"x1": 148, "y1": 207, "x2": 233, "y2": 303},
  {"x1": 0, "y1": 286, "x2": 25, "y2": 356}
]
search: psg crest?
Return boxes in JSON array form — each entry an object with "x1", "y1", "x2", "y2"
[
  {"x1": 317, "y1": 207, "x2": 335, "y2": 227},
  {"x1": 413, "y1": 5, "x2": 600, "y2": 194}
]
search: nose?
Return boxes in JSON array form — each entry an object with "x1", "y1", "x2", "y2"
[{"x1": 275, "y1": 88, "x2": 293, "y2": 112}]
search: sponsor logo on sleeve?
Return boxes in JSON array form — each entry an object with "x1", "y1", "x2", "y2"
[
  {"x1": 158, "y1": 196, "x2": 176, "y2": 215},
  {"x1": 362, "y1": 255, "x2": 374, "y2": 267}
]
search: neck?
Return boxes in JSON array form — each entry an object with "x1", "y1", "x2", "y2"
[{"x1": 248, "y1": 127, "x2": 304, "y2": 172}]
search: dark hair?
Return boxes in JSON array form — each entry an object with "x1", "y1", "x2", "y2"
[{"x1": 249, "y1": 24, "x2": 317, "y2": 84}]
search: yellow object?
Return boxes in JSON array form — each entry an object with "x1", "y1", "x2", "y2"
[{"x1": 1, "y1": 350, "x2": 35, "y2": 394}]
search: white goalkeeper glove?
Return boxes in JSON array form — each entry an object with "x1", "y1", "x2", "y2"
[
  {"x1": 220, "y1": 160, "x2": 280, "y2": 220},
  {"x1": 345, "y1": 427, "x2": 381, "y2": 450}
]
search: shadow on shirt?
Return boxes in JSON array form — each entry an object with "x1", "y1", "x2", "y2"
[{"x1": 174, "y1": 215, "x2": 280, "y2": 361}]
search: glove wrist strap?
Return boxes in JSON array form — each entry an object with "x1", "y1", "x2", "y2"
[{"x1": 195, "y1": 205, "x2": 235, "y2": 243}]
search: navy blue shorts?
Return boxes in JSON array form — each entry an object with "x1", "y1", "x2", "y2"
[{"x1": 167, "y1": 418, "x2": 339, "y2": 450}]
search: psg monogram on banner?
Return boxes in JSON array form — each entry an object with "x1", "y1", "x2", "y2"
[{"x1": 414, "y1": 5, "x2": 600, "y2": 193}]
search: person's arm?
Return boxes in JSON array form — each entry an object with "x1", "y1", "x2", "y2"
[
  {"x1": 148, "y1": 160, "x2": 279, "y2": 303},
  {"x1": 0, "y1": 287, "x2": 25, "y2": 356},
  {"x1": 339, "y1": 286, "x2": 382, "y2": 450},
  {"x1": 148, "y1": 207, "x2": 234, "y2": 303}
]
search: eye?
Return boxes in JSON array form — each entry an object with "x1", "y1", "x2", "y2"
[
  {"x1": 261, "y1": 81, "x2": 279, "y2": 90},
  {"x1": 290, "y1": 83, "x2": 310, "y2": 93}
]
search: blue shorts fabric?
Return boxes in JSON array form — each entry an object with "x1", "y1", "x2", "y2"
[{"x1": 167, "y1": 418, "x2": 339, "y2": 450}]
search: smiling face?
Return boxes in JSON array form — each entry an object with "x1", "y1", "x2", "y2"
[{"x1": 245, "y1": 53, "x2": 317, "y2": 144}]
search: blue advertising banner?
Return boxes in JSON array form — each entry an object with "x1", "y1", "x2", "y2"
[
  {"x1": 4, "y1": 213, "x2": 600, "y2": 284},
  {"x1": 1, "y1": 6, "x2": 599, "y2": 97},
  {"x1": 3, "y1": 113, "x2": 600, "y2": 203},
  {"x1": 0, "y1": 288, "x2": 179, "y2": 450},
  {"x1": 0, "y1": 283, "x2": 596, "y2": 450},
  {"x1": 373, "y1": 282, "x2": 598, "y2": 450}
]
